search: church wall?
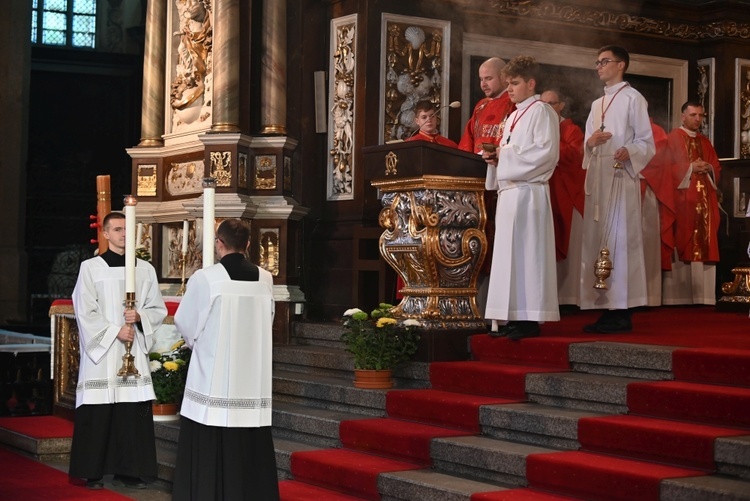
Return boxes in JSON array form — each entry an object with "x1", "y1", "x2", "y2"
[{"x1": 293, "y1": 0, "x2": 750, "y2": 320}]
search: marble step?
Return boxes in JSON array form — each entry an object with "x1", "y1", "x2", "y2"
[
  {"x1": 479, "y1": 402, "x2": 607, "y2": 449},
  {"x1": 272, "y1": 369, "x2": 391, "y2": 416},
  {"x1": 568, "y1": 341, "x2": 675, "y2": 380},
  {"x1": 291, "y1": 321, "x2": 345, "y2": 348},
  {"x1": 525, "y1": 371, "x2": 643, "y2": 413},
  {"x1": 431, "y1": 434, "x2": 559, "y2": 486},
  {"x1": 272, "y1": 400, "x2": 372, "y2": 448},
  {"x1": 662, "y1": 474, "x2": 750, "y2": 501},
  {"x1": 379, "y1": 469, "x2": 511, "y2": 501},
  {"x1": 273, "y1": 437, "x2": 325, "y2": 481},
  {"x1": 716, "y1": 435, "x2": 750, "y2": 481}
]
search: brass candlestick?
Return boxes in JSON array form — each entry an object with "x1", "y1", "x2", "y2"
[
  {"x1": 177, "y1": 253, "x2": 187, "y2": 296},
  {"x1": 117, "y1": 292, "x2": 141, "y2": 377}
]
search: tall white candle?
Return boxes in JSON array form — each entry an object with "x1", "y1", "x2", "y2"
[
  {"x1": 136, "y1": 222, "x2": 143, "y2": 249},
  {"x1": 182, "y1": 220, "x2": 189, "y2": 254},
  {"x1": 202, "y1": 178, "x2": 216, "y2": 268},
  {"x1": 124, "y1": 196, "x2": 137, "y2": 293}
]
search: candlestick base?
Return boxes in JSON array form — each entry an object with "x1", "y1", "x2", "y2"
[{"x1": 117, "y1": 292, "x2": 141, "y2": 378}]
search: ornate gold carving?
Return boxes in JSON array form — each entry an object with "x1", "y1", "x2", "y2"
[
  {"x1": 210, "y1": 151, "x2": 232, "y2": 186},
  {"x1": 255, "y1": 155, "x2": 277, "y2": 190},
  {"x1": 377, "y1": 181, "x2": 488, "y2": 330},
  {"x1": 167, "y1": 160, "x2": 204, "y2": 195},
  {"x1": 486, "y1": 0, "x2": 750, "y2": 40},
  {"x1": 238, "y1": 153, "x2": 248, "y2": 188},
  {"x1": 384, "y1": 19, "x2": 446, "y2": 141},
  {"x1": 329, "y1": 16, "x2": 356, "y2": 199},
  {"x1": 54, "y1": 315, "x2": 79, "y2": 411},
  {"x1": 137, "y1": 164, "x2": 157, "y2": 197},
  {"x1": 258, "y1": 228, "x2": 280, "y2": 276},
  {"x1": 740, "y1": 61, "x2": 750, "y2": 159},
  {"x1": 385, "y1": 151, "x2": 398, "y2": 176},
  {"x1": 720, "y1": 267, "x2": 750, "y2": 302}
]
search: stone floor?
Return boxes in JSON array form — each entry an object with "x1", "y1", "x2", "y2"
[{"x1": 45, "y1": 457, "x2": 172, "y2": 501}]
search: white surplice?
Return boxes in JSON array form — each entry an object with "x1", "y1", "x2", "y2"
[
  {"x1": 175, "y1": 263, "x2": 275, "y2": 428},
  {"x1": 580, "y1": 82, "x2": 655, "y2": 310},
  {"x1": 72, "y1": 257, "x2": 166, "y2": 407},
  {"x1": 484, "y1": 95, "x2": 560, "y2": 322}
]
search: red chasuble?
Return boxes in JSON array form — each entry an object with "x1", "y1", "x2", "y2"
[
  {"x1": 405, "y1": 131, "x2": 459, "y2": 148},
  {"x1": 666, "y1": 128, "x2": 721, "y2": 263},
  {"x1": 640, "y1": 120, "x2": 677, "y2": 270},
  {"x1": 548, "y1": 118, "x2": 585, "y2": 261},
  {"x1": 458, "y1": 92, "x2": 516, "y2": 153}
]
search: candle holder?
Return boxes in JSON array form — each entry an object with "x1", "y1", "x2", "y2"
[
  {"x1": 177, "y1": 253, "x2": 187, "y2": 296},
  {"x1": 117, "y1": 292, "x2": 141, "y2": 378}
]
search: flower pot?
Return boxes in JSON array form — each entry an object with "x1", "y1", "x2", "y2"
[
  {"x1": 152, "y1": 402, "x2": 180, "y2": 421},
  {"x1": 353, "y1": 369, "x2": 394, "y2": 389}
]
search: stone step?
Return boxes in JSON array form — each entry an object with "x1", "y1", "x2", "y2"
[
  {"x1": 272, "y1": 369, "x2": 391, "y2": 416},
  {"x1": 716, "y1": 435, "x2": 750, "y2": 481},
  {"x1": 662, "y1": 473, "x2": 750, "y2": 501},
  {"x1": 153, "y1": 420, "x2": 180, "y2": 452},
  {"x1": 273, "y1": 436, "x2": 324, "y2": 481},
  {"x1": 272, "y1": 400, "x2": 372, "y2": 448},
  {"x1": 379, "y1": 468, "x2": 510, "y2": 501},
  {"x1": 0, "y1": 427, "x2": 71, "y2": 462},
  {"x1": 569, "y1": 341, "x2": 675, "y2": 380},
  {"x1": 291, "y1": 321, "x2": 345, "y2": 348},
  {"x1": 480, "y1": 402, "x2": 608, "y2": 450},
  {"x1": 431, "y1": 434, "x2": 559, "y2": 487},
  {"x1": 525, "y1": 371, "x2": 643, "y2": 413}
]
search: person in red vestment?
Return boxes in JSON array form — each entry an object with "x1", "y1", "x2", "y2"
[
  {"x1": 405, "y1": 100, "x2": 459, "y2": 148},
  {"x1": 458, "y1": 58, "x2": 516, "y2": 318},
  {"x1": 540, "y1": 89, "x2": 585, "y2": 307},
  {"x1": 639, "y1": 118, "x2": 676, "y2": 305},
  {"x1": 663, "y1": 101, "x2": 721, "y2": 305}
]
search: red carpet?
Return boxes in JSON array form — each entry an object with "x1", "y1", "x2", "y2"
[
  {"x1": 470, "y1": 336, "x2": 572, "y2": 368},
  {"x1": 577, "y1": 414, "x2": 747, "y2": 469},
  {"x1": 289, "y1": 448, "x2": 422, "y2": 500},
  {"x1": 278, "y1": 480, "x2": 368, "y2": 500},
  {"x1": 386, "y1": 389, "x2": 519, "y2": 432},
  {"x1": 627, "y1": 380, "x2": 750, "y2": 428},
  {"x1": 0, "y1": 446, "x2": 131, "y2": 500},
  {"x1": 672, "y1": 347, "x2": 750, "y2": 387},
  {"x1": 430, "y1": 361, "x2": 564, "y2": 400},
  {"x1": 526, "y1": 450, "x2": 706, "y2": 501},
  {"x1": 472, "y1": 488, "x2": 580, "y2": 500},
  {"x1": 339, "y1": 417, "x2": 473, "y2": 464},
  {"x1": 0, "y1": 416, "x2": 73, "y2": 439}
]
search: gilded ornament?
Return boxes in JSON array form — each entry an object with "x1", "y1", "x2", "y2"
[{"x1": 593, "y1": 248, "x2": 613, "y2": 289}]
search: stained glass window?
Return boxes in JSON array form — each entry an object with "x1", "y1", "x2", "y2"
[{"x1": 31, "y1": 0, "x2": 96, "y2": 49}]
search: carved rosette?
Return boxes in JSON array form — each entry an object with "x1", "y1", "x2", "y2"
[{"x1": 375, "y1": 179, "x2": 487, "y2": 330}]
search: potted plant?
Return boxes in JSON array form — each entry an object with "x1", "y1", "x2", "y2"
[
  {"x1": 148, "y1": 339, "x2": 191, "y2": 420},
  {"x1": 341, "y1": 303, "x2": 420, "y2": 389}
]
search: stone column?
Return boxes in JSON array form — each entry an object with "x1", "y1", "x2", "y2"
[
  {"x1": 261, "y1": 0, "x2": 287, "y2": 135},
  {"x1": 0, "y1": 0, "x2": 31, "y2": 323},
  {"x1": 211, "y1": 0, "x2": 241, "y2": 133},
  {"x1": 137, "y1": 0, "x2": 167, "y2": 147}
]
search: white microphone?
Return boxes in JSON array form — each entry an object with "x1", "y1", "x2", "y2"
[{"x1": 408, "y1": 101, "x2": 462, "y2": 138}]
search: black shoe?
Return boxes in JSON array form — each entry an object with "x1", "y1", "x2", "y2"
[
  {"x1": 86, "y1": 478, "x2": 104, "y2": 490},
  {"x1": 506, "y1": 321, "x2": 541, "y2": 340},
  {"x1": 488, "y1": 326, "x2": 508, "y2": 338},
  {"x1": 113, "y1": 475, "x2": 147, "y2": 489},
  {"x1": 583, "y1": 311, "x2": 632, "y2": 333}
]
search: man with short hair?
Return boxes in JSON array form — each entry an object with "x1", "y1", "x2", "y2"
[
  {"x1": 69, "y1": 211, "x2": 166, "y2": 490},
  {"x1": 662, "y1": 101, "x2": 721, "y2": 305},
  {"x1": 580, "y1": 45, "x2": 655, "y2": 333},
  {"x1": 173, "y1": 218, "x2": 280, "y2": 500},
  {"x1": 484, "y1": 55, "x2": 560, "y2": 340}
]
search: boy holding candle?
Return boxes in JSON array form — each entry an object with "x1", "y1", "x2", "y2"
[{"x1": 69, "y1": 211, "x2": 167, "y2": 490}]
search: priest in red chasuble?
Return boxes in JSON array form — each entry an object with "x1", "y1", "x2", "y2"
[
  {"x1": 540, "y1": 89, "x2": 585, "y2": 307},
  {"x1": 662, "y1": 101, "x2": 721, "y2": 305}
]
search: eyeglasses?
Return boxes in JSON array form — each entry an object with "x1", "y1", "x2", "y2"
[
  {"x1": 544, "y1": 101, "x2": 560, "y2": 105},
  {"x1": 595, "y1": 59, "x2": 622, "y2": 68}
]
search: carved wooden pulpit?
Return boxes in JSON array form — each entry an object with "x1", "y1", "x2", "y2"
[{"x1": 363, "y1": 142, "x2": 488, "y2": 335}]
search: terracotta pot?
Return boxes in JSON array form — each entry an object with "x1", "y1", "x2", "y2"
[
  {"x1": 152, "y1": 402, "x2": 180, "y2": 421},
  {"x1": 353, "y1": 369, "x2": 394, "y2": 389}
]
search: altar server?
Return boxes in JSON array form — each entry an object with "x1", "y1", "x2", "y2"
[
  {"x1": 173, "y1": 218, "x2": 279, "y2": 500},
  {"x1": 484, "y1": 55, "x2": 560, "y2": 339},
  {"x1": 69, "y1": 211, "x2": 166, "y2": 490}
]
